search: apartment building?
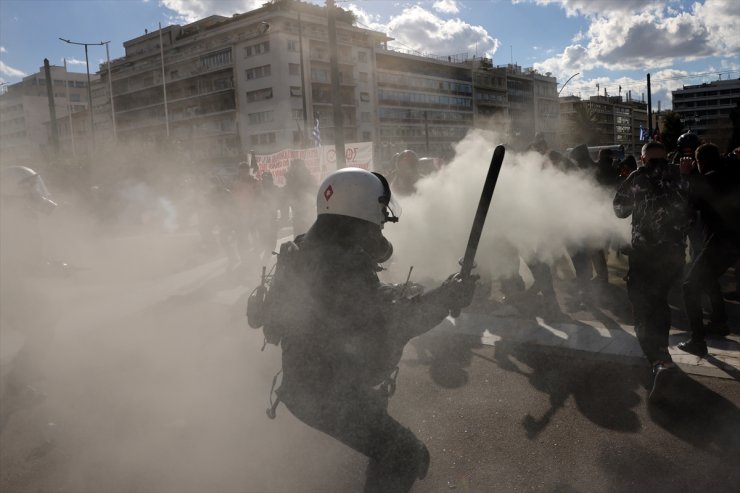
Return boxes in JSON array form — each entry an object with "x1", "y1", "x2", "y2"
[
  {"x1": 0, "y1": 65, "x2": 95, "y2": 165},
  {"x1": 99, "y1": 0, "x2": 560, "y2": 164},
  {"x1": 503, "y1": 64, "x2": 559, "y2": 148},
  {"x1": 375, "y1": 49, "x2": 474, "y2": 160},
  {"x1": 559, "y1": 94, "x2": 647, "y2": 157},
  {"x1": 103, "y1": 0, "x2": 388, "y2": 162},
  {"x1": 672, "y1": 78, "x2": 740, "y2": 150}
]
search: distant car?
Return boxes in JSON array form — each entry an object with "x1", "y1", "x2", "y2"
[{"x1": 564, "y1": 145, "x2": 626, "y2": 162}]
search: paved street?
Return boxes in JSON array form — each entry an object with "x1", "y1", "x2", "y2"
[{"x1": 1, "y1": 231, "x2": 738, "y2": 492}]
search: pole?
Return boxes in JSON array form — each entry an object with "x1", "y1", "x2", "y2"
[
  {"x1": 59, "y1": 38, "x2": 107, "y2": 149},
  {"x1": 424, "y1": 110, "x2": 429, "y2": 152},
  {"x1": 647, "y1": 73, "x2": 653, "y2": 139},
  {"x1": 298, "y1": 11, "x2": 308, "y2": 146},
  {"x1": 327, "y1": 0, "x2": 345, "y2": 167},
  {"x1": 43, "y1": 58, "x2": 59, "y2": 152},
  {"x1": 83, "y1": 44, "x2": 95, "y2": 148},
  {"x1": 105, "y1": 41, "x2": 117, "y2": 142},
  {"x1": 64, "y1": 58, "x2": 77, "y2": 157},
  {"x1": 159, "y1": 23, "x2": 170, "y2": 138}
]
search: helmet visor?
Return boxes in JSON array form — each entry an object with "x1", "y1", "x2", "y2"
[{"x1": 386, "y1": 194, "x2": 402, "y2": 223}]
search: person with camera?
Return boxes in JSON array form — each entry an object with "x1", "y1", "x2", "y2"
[
  {"x1": 678, "y1": 143, "x2": 740, "y2": 356},
  {"x1": 613, "y1": 142, "x2": 693, "y2": 402}
]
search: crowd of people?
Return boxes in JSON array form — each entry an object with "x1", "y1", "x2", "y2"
[
  {"x1": 614, "y1": 134, "x2": 740, "y2": 400},
  {"x1": 198, "y1": 157, "x2": 316, "y2": 268},
  {"x1": 2, "y1": 130, "x2": 738, "y2": 492}
]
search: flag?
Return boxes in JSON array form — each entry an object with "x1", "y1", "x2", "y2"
[
  {"x1": 652, "y1": 121, "x2": 662, "y2": 142},
  {"x1": 639, "y1": 125, "x2": 648, "y2": 142},
  {"x1": 312, "y1": 113, "x2": 321, "y2": 147}
]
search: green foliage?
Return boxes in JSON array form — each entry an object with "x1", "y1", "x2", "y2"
[
  {"x1": 661, "y1": 111, "x2": 684, "y2": 152},
  {"x1": 570, "y1": 104, "x2": 602, "y2": 146}
]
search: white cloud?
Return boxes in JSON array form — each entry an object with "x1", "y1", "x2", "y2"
[
  {"x1": 0, "y1": 60, "x2": 26, "y2": 78},
  {"x1": 513, "y1": 0, "x2": 668, "y2": 16},
  {"x1": 64, "y1": 57, "x2": 87, "y2": 66},
  {"x1": 160, "y1": 0, "x2": 263, "y2": 22},
  {"x1": 534, "y1": 1, "x2": 740, "y2": 79},
  {"x1": 694, "y1": 0, "x2": 740, "y2": 53},
  {"x1": 0, "y1": 46, "x2": 6, "y2": 53},
  {"x1": 385, "y1": 5, "x2": 499, "y2": 58},
  {"x1": 346, "y1": 3, "x2": 387, "y2": 32},
  {"x1": 432, "y1": 0, "x2": 460, "y2": 14},
  {"x1": 559, "y1": 68, "x2": 720, "y2": 108},
  {"x1": 162, "y1": 1, "x2": 497, "y2": 59}
]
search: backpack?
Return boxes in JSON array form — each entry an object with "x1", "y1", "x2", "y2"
[{"x1": 246, "y1": 239, "x2": 305, "y2": 348}]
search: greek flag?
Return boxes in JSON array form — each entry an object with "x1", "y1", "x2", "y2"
[
  {"x1": 639, "y1": 125, "x2": 648, "y2": 142},
  {"x1": 312, "y1": 115, "x2": 321, "y2": 147}
]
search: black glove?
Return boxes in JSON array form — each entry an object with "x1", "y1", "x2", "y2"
[{"x1": 441, "y1": 272, "x2": 479, "y2": 311}]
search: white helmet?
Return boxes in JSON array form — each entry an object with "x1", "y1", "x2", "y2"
[
  {"x1": 1, "y1": 165, "x2": 57, "y2": 213},
  {"x1": 317, "y1": 167, "x2": 401, "y2": 226}
]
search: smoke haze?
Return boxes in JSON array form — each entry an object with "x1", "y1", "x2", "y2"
[
  {"x1": 385, "y1": 129, "x2": 631, "y2": 281},
  {"x1": 2, "y1": 129, "x2": 632, "y2": 491}
]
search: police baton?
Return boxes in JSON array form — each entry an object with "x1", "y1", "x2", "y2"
[{"x1": 451, "y1": 145, "x2": 505, "y2": 317}]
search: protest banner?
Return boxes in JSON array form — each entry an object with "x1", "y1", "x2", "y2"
[{"x1": 255, "y1": 142, "x2": 373, "y2": 186}]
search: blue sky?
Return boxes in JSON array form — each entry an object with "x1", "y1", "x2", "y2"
[{"x1": 1, "y1": 0, "x2": 738, "y2": 108}]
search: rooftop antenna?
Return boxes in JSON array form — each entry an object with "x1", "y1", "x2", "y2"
[{"x1": 510, "y1": 45, "x2": 513, "y2": 65}]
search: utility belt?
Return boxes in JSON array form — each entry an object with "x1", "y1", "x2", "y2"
[{"x1": 265, "y1": 366, "x2": 401, "y2": 420}]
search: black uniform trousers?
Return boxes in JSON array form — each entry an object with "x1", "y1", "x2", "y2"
[
  {"x1": 627, "y1": 247, "x2": 684, "y2": 364},
  {"x1": 283, "y1": 386, "x2": 428, "y2": 493},
  {"x1": 683, "y1": 233, "x2": 740, "y2": 340}
]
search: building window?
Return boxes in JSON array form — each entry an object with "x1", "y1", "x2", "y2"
[
  {"x1": 287, "y1": 39, "x2": 299, "y2": 52},
  {"x1": 360, "y1": 92, "x2": 370, "y2": 102},
  {"x1": 213, "y1": 77, "x2": 232, "y2": 90},
  {"x1": 360, "y1": 111, "x2": 371, "y2": 122},
  {"x1": 201, "y1": 48, "x2": 232, "y2": 69},
  {"x1": 292, "y1": 109, "x2": 304, "y2": 120},
  {"x1": 250, "y1": 132, "x2": 276, "y2": 145},
  {"x1": 244, "y1": 41, "x2": 270, "y2": 58},
  {"x1": 311, "y1": 68, "x2": 329, "y2": 82},
  {"x1": 358, "y1": 51, "x2": 367, "y2": 63},
  {"x1": 288, "y1": 63, "x2": 300, "y2": 76},
  {"x1": 359, "y1": 72, "x2": 369, "y2": 83},
  {"x1": 362, "y1": 131, "x2": 371, "y2": 141},
  {"x1": 246, "y1": 87, "x2": 273, "y2": 102},
  {"x1": 290, "y1": 86, "x2": 302, "y2": 97},
  {"x1": 248, "y1": 110, "x2": 274, "y2": 124},
  {"x1": 245, "y1": 64, "x2": 272, "y2": 80},
  {"x1": 293, "y1": 130, "x2": 302, "y2": 143},
  {"x1": 170, "y1": 69, "x2": 179, "y2": 79}
]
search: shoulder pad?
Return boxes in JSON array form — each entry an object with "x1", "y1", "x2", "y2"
[{"x1": 278, "y1": 240, "x2": 300, "y2": 256}]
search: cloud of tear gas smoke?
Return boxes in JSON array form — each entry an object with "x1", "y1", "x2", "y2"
[
  {"x1": 0, "y1": 144, "x2": 358, "y2": 492},
  {"x1": 385, "y1": 129, "x2": 631, "y2": 281}
]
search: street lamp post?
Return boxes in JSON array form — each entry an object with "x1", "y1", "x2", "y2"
[
  {"x1": 104, "y1": 41, "x2": 117, "y2": 142},
  {"x1": 558, "y1": 72, "x2": 580, "y2": 96},
  {"x1": 59, "y1": 37, "x2": 107, "y2": 148}
]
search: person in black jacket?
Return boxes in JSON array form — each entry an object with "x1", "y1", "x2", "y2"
[
  {"x1": 613, "y1": 142, "x2": 692, "y2": 401},
  {"x1": 678, "y1": 143, "x2": 740, "y2": 356},
  {"x1": 273, "y1": 168, "x2": 477, "y2": 492}
]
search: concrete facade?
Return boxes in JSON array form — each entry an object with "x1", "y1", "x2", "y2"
[
  {"x1": 672, "y1": 78, "x2": 740, "y2": 150},
  {"x1": 103, "y1": 1, "x2": 387, "y2": 162},
  {"x1": 559, "y1": 95, "x2": 647, "y2": 157},
  {"x1": 0, "y1": 65, "x2": 96, "y2": 165}
]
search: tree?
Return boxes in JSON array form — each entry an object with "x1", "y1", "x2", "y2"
[
  {"x1": 661, "y1": 111, "x2": 684, "y2": 152},
  {"x1": 729, "y1": 102, "x2": 740, "y2": 152},
  {"x1": 569, "y1": 104, "x2": 603, "y2": 146}
]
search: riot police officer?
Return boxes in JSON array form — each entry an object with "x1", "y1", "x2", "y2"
[
  {"x1": 268, "y1": 168, "x2": 477, "y2": 492},
  {"x1": 1, "y1": 166, "x2": 58, "y2": 402}
]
